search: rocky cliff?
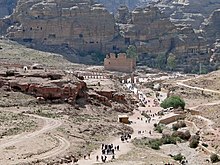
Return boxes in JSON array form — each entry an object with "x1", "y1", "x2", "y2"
[
  {"x1": 0, "y1": 0, "x2": 219, "y2": 72},
  {"x1": 95, "y1": 0, "x2": 143, "y2": 12},
  {"x1": 0, "y1": 69, "x2": 87, "y2": 104},
  {"x1": 155, "y1": 0, "x2": 220, "y2": 30},
  {"x1": 204, "y1": 9, "x2": 220, "y2": 43},
  {"x1": 4, "y1": 0, "x2": 125, "y2": 56}
]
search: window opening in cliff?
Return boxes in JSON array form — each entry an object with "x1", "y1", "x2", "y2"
[
  {"x1": 40, "y1": 27, "x2": 43, "y2": 30},
  {"x1": 79, "y1": 34, "x2": 83, "y2": 38},
  {"x1": 113, "y1": 45, "x2": 116, "y2": 50},
  {"x1": 12, "y1": 86, "x2": 22, "y2": 92},
  {"x1": 90, "y1": 41, "x2": 94, "y2": 44},
  {"x1": 125, "y1": 38, "x2": 130, "y2": 45},
  {"x1": 23, "y1": 38, "x2": 33, "y2": 42},
  {"x1": 30, "y1": 27, "x2": 32, "y2": 31},
  {"x1": 48, "y1": 34, "x2": 56, "y2": 39}
]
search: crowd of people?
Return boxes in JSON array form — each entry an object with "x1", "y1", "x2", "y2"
[
  {"x1": 120, "y1": 133, "x2": 132, "y2": 142},
  {"x1": 95, "y1": 143, "x2": 120, "y2": 163}
]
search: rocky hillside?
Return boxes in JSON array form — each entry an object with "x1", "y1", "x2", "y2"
[
  {"x1": 95, "y1": 0, "x2": 147, "y2": 12},
  {"x1": 155, "y1": 0, "x2": 220, "y2": 29},
  {"x1": 0, "y1": 0, "x2": 219, "y2": 72},
  {"x1": 204, "y1": 9, "x2": 220, "y2": 43}
]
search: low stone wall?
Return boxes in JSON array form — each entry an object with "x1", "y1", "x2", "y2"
[{"x1": 159, "y1": 114, "x2": 185, "y2": 125}]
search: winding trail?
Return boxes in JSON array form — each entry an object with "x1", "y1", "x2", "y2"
[
  {"x1": 0, "y1": 114, "x2": 70, "y2": 163},
  {"x1": 176, "y1": 81, "x2": 220, "y2": 94},
  {"x1": 77, "y1": 101, "x2": 162, "y2": 165},
  {"x1": 77, "y1": 76, "x2": 220, "y2": 165},
  {"x1": 177, "y1": 78, "x2": 220, "y2": 159},
  {"x1": 189, "y1": 100, "x2": 220, "y2": 110}
]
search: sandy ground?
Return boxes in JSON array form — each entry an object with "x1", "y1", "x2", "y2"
[
  {"x1": 0, "y1": 113, "x2": 70, "y2": 164},
  {"x1": 76, "y1": 94, "x2": 172, "y2": 165},
  {"x1": 75, "y1": 75, "x2": 220, "y2": 165}
]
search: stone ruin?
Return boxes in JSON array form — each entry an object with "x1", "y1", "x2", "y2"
[{"x1": 104, "y1": 53, "x2": 136, "y2": 73}]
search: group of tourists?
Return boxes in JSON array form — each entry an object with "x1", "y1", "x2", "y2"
[
  {"x1": 120, "y1": 133, "x2": 132, "y2": 142},
  {"x1": 95, "y1": 143, "x2": 120, "y2": 163},
  {"x1": 101, "y1": 143, "x2": 118, "y2": 155}
]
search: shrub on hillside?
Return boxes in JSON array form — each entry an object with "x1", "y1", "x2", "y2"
[
  {"x1": 154, "y1": 124, "x2": 163, "y2": 133},
  {"x1": 162, "y1": 135, "x2": 177, "y2": 145},
  {"x1": 173, "y1": 153, "x2": 184, "y2": 162},
  {"x1": 183, "y1": 130, "x2": 191, "y2": 140},
  {"x1": 172, "y1": 121, "x2": 186, "y2": 131},
  {"x1": 148, "y1": 139, "x2": 162, "y2": 150},
  {"x1": 189, "y1": 135, "x2": 200, "y2": 148},
  {"x1": 210, "y1": 153, "x2": 220, "y2": 163},
  {"x1": 160, "y1": 96, "x2": 185, "y2": 109},
  {"x1": 172, "y1": 130, "x2": 191, "y2": 141}
]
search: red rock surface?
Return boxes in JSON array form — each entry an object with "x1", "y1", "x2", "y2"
[{"x1": 0, "y1": 70, "x2": 87, "y2": 103}]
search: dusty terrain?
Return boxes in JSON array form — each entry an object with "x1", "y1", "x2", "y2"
[
  {"x1": 1, "y1": 38, "x2": 220, "y2": 165},
  {"x1": 0, "y1": 39, "x2": 135, "y2": 164}
]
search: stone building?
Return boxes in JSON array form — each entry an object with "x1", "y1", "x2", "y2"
[{"x1": 104, "y1": 53, "x2": 136, "y2": 73}]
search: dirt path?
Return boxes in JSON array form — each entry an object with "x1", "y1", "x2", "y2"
[
  {"x1": 77, "y1": 101, "x2": 162, "y2": 165},
  {"x1": 0, "y1": 114, "x2": 70, "y2": 163},
  {"x1": 178, "y1": 80, "x2": 220, "y2": 159},
  {"x1": 77, "y1": 77, "x2": 220, "y2": 165},
  {"x1": 189, "y1": 100, "x2": 220, "y2": 110},
  {"x1": 176, "y1": 82, "x2": 220, "y2": 94}
]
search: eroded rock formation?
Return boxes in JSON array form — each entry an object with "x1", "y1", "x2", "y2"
[
  {"x1": 0, "y1": 0, "x2": 219, "y2": 72},
  {"x1": 5, "y1": 0, "x2": 122, "y2": 54},
  {"x1": 0, "y1": 69, "x2": 87, "y2": 103}
]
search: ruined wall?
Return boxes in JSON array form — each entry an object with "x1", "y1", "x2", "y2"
[{"x1": 104, "y1": 53, "x2": 136, "y2": 73}]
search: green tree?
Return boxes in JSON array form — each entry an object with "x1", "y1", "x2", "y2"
[
  {"x1": 156, "y1": 53, "x2": 166, "y2": 69},
  {"x1": 126, "y1": 45, "x2": 138, "y2": 59},
  {"x1": 160, "y1": 96, "x2": 185, "y2": 109},
  {"x1": 167, "y1": 53, "x2": 176, "y2": 70}
]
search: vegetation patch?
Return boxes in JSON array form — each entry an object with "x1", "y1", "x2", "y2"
[
  {"x1": 173, "y1": 153, "x2": 185, "y2": 162},
  {"x1": 189, "y1": 135, "x2": 200, "y2": 148},
  {"x1": 133, "y1": 134, "x2": 180, "y2": 150},
  {"x1": 210, "y1": 153, "x2": 220, "y2": 163},
  {"x1": 172, "y1": 121, "x2": 186, "y2": 131},
  {"x1": 154, "y1": 123, "x2": 164, "y2": 133},
  {"x1": 161, "y1": 96, "x2": 185, "y2": 109}
]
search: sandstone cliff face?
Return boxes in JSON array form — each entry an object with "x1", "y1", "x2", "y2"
[
  {"x1": 0, "y1": 0, "x2": 218, "y2": 72},
  {"x1": 156, "y1": 0, "x2": 220, "y2": 30},
  {"x1": 6, "y1": 0, "x2": 121, "y2": 54},
  {"x1": 95, "y1": 0, "x2": 143, "y2": 12},
  {"x1": 118, "y1": 6, "x2": 199, "y2": 57},
  {"x1": 0, "y1": 70, "x2": 87, "y2": 103},
  {"x1": 204, "y1": 9, "x2": 220, "y2": 43}
]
